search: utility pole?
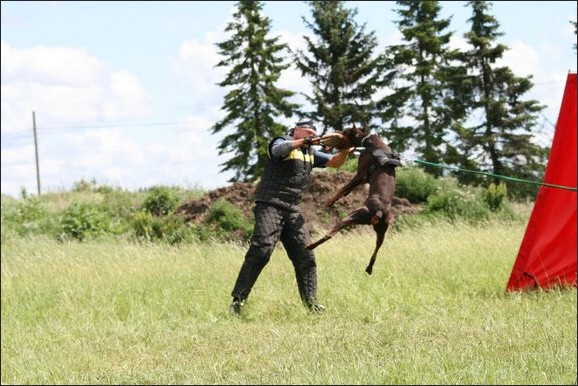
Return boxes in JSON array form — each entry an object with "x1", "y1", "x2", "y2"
[{"x1": 32, "y1": 111, "x2": 41, "y2": 196}]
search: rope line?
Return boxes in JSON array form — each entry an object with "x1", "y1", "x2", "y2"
[{"x1": 412, "y1": 159, "x2": 577, "y2": 192}]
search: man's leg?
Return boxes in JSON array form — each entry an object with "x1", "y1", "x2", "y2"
[
  {"x1": 230, "y1": 204, "x2": 282, "y2": 314},
  {"x1": 281, "y1": 211, "x2": 324, "y2": 312}
]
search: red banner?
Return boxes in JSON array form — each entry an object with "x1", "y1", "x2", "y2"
[{"x1": 506, "y1": 73, "x2": 577, "y2": 291}]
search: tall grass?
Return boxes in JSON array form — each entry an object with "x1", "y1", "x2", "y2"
[{"x1": 2, "y1": 220, "x2": 576, "y2": 385}]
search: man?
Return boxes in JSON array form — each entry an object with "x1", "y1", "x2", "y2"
[{"x1": 229, "y1": 119, "x2": 353, "y2": 315}]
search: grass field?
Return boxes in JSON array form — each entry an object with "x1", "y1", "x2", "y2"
[{"x1": 1, "y1": 219, "x2": 576, "y2": 384}]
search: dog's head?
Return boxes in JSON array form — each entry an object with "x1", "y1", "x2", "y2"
[{"x1": 339, "y1": 124, "x2": 368, "y2": 148}]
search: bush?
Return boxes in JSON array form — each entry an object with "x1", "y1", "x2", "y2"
[
  {"x1": 205, "y1": 199, "x2": 253, "y2": 240},
  {"x1": 424, "y1": 177, "x2": 491, "y2": 223},
  {"x1": 72, "y1": 178, "x2": 99, "y2": 192},
  {"x1": 339, "y1": 157, "x2": 359, "y2": 173},
  {"x1": 395, "y1": 166, "x2": 437, "y2": 203},
  {"x1": 484, "y1": 182, "x2": 508, "y2": 211},
  {"x1": 189, "y1": 223, "x2": 214, "y2": 242},
  {"x1": 59, "y1": 201, "x2": 111, "y2": 241},
  {"x1": 1, "y1": 195, "x2": 58, "y2": 238},
  {"x1": 154, "y1": 213, "x2": 192, "y2": 245},
  {"x1": 130, "y1": 211, "x2": 155, "y2": 241},
  {"x1": 130, "y1": 185, "x2": 206, "y2": 244},
  {"x1": 141, "y1": 186, "x2": 180, "y2": 216},
  {"x1": 129, "y1": 210, "x2": 192, "y2": 245}
]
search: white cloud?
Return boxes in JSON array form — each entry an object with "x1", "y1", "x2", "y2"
[
  {"x1": 40, "y1": 157, "x2": 66, "y2": 177},
  {"x1": 277, "y1": 30, "x2": 309, "y2": 92},
  {"x1": 1, "y1": 41, "x2": 104, "y2": 86},
  {"x1": 499, "y1": 38, "x2": 570, "y2": 142},
  {"x1": 103, "y1": 71, "x2": 151, "y2": 119},
  {"x1": 0, "y1": 143, "x2": 33, "y2": 163},
  {"x1": 0, "y1": 41, "x2": 157, "y2": 196},
  {"x1": 499, "y1": 39, "x2": 541, "y2": 79},
  {"x1": 1, "y1": 41, "x2": 151, "y2": 135},
  {"x1": 169, "y1": 31, "x2": 227, "y2": 100}
]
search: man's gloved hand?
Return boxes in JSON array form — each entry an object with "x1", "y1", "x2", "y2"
[{"x1": 303, "y1": 135, "x2": 321, "y2": 147}]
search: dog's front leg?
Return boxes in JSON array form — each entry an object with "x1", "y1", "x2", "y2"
[
  {"x1": 326, "y1": 177, "x2": 362, "y2": 207},
  {"x1": 326, "y1": 154, "x2": 371, "y2": 207}
]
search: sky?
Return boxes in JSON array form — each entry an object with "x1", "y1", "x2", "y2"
[{"x1": 1, "y1": 1, "x2": 576, "y2": 198}]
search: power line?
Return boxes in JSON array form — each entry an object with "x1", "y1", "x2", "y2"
[{"x1": 1, "y1": 120, "x2": 192, "y2": 140}]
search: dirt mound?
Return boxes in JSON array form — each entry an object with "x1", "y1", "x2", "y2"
[{"x1": 177, "y1": 170, "x2": 420, "y2": 240}]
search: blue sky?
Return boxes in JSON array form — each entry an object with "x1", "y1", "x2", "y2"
[{"x1": 1, "y1": 1, "x2": 576, "y2": 198}]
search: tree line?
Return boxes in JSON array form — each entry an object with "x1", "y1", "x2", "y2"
[{"x1": 211, "y1": 0, "x2": 577, "y2": 197}]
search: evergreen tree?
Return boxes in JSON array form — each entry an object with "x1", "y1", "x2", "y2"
[
  {"x1": 453, "y1": 1, "x2": 548, "y2": 195},
  {"x1": 212, "y1": 0, "x2": 299, "y2": 182},
  {"x1": 377, "y1": 0, "x2": 459, "y2": 176},
  {"x1": 570, "y1": 20, "x2": 578, "y2": 51},
  {"x1": 294, "y1": 0, "x2": 386, "y2": 134}
]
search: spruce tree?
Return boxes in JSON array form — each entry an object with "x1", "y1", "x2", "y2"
[
  {"x1": 294, "y1": 0, "x2": 386, "y2": 133},
  {"x1": 377, "y1": 0, "x2": 460, "y2": 176},
  {"x1": 453, "y1": 1, "x2": 548, "y2": 195},
  {"x1": 570, "y1": 20, "x2": 578, "y2": 51},
  {"x1": 212, "y1": 0, "x2": 299, "y2": 182}
]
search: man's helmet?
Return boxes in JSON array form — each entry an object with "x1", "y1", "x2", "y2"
[
  {"x1": 295, "y1": 119, "x2": 317, "y2": 131},
  {"x1": 289, "y1": 119, "x2": 317, "y2": 136}
]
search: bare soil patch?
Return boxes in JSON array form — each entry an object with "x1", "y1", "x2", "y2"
[{"x1": 177, "y1": 170, "x2": 420, "y2": 241}]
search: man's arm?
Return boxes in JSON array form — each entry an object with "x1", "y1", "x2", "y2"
[
  {"x1": 270, "y1": 137, "x2": 321, "y2": 158},
  {"x1": 326, "y1": 147, "x2": 355, "y2": 168}
]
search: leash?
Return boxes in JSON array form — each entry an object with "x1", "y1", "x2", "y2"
[
  {"x1": 407, "y1": 157, "x2": 577, "y2": 192},
  {"x1": 350, "y1": 148, "x2": 577, "y2": 192}
]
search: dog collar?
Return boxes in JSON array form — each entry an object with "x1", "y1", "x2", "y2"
[{"x1": 360, "y1": 133, "x2": 373, "y2": 147}]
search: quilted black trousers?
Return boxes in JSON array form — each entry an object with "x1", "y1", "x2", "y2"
[{"x1": 231, "y1": 202, "x2": 318, "y2": 305}]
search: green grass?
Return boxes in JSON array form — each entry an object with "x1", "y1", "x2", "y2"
[{"x1": 2, "y1": 220, "x2": 576, "y2": 385}]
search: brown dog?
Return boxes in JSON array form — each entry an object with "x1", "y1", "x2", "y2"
[{"x1": 306, "y1": 125, "x2": 401, "y2": 274}]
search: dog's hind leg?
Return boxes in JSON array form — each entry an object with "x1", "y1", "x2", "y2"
[
  {"x1": 306, "y1": 207, "x2": 371, "y2": 250},
  {"x1": 365, "y1": 220, "x2": 388, "y2": 275}
]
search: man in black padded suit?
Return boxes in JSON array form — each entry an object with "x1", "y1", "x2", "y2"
[{"x1": 229, "y1": 120, "x2": 353, "y2": 315}]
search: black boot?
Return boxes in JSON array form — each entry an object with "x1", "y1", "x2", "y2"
[
  {"x1": 306, "y1": 301, "x2": 326, "y2": 313},
  {"x1": 229, "y1": 297, "x2": 245, "y2": 315},
  {"x1": 295, "y1": 263, "x2": 324, "y2": 313}
]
